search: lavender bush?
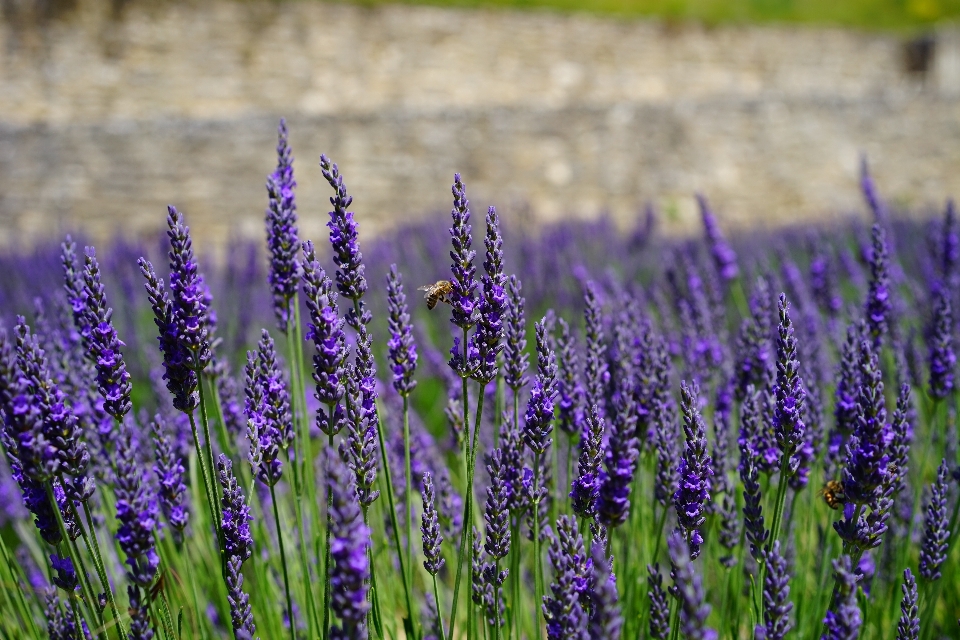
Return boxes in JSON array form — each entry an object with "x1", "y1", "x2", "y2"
[{"x1": 0, "y1": 121, "x2": 959, "y2": 640}]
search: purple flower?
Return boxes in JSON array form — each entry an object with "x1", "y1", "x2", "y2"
[
  {"x1": 570, "y1": 404, "x2": 604, "y2": 520},
  {"x1": 420, "y1": 471, "x2": 444, "y2": 575},
  {"x1": 587, "y1": 541, "x2": 622, "y2": 640},
  {"x1": 583, "y1": 282, "x2": 607, "y2": 419},
  {"x1": 734, "y1": 275, "x2": 773, "y2": 400},
  {"x1": 647, "y1": 564, "x2": 670, "y2": 640},
  {"x1": 522, "y1": 319, "x2": 557, "y2": 457},
  {"x1": 151, "y1": 415, "x2": 188, "y2": 536},
  {"x1": 543, "y1": 516, "x2": 589, "y2": 640},
  {"x1": 698, "y1": 193, "x2": 739, "y2": 283},
  {"x1": 49, "y1": 553, "x2": 78, "y2": 592},
  {"x1": 320, "y1": 155, "x2": 367, "y2": 321},
  {"x1": 757, "y1": 541, "x2": 792, "y2": 640},
  {"x1": 60, "y1": 237, "x2": 89, "y2": 346},
  {"x1": 672, "y1": 381, "x2": 714, "y2": 558},
  {"x1": 809, "y1": 242, "x2": 842, "y2": 318},
  {"x1": 835, "y1": 339, "x2": 890, "y2": 549},
  {"x1": 139, "y1": 257, "x2": 198, "y2": 413},
  {"x1": 386, "y1": 265, "x2": 418, "y2": 396},
  {"x1": 265, "y1": 119, "x2": 300, "y2": 333},
  {"x1": 244, "y1": 350, "x2": 283, "y2": 486},
  {"x1": 127, "y1": 583, "x2": 154, "y2": 640},
  {"x1": 301, "y1": 241, "x2": 347, "y2": 437},
  {"x1": 473, "y1": 206, "x2": 507, "y2": 382},
  {"x1": 599, "y1": 390, "x2": 639, "y2": 528},
  {"x1": 864, "y1": 223, "x2": 891, "y2": 349},
  {"x1": 828, "y1": 323, "x2": 863, "y2": 477},
  {"x1": 340, "y1": 359, "x2": 381, "y2": 508},
  {"x1": 739, "y1": 435, "x2": 768, "y2": 563},
  {"x1": 447, "y1": 173, "x2": 478, "y2": 333},
  {"x1": 166, "y1": 206, "x2": 212, "y2": 373},
  {"x1": 226, "y1": 555, "x2": 257, "y2": 640},
  {"x1": 896, "y1": 569, "x2": 919, "y2": 640},
  {"x1": 483, "y1": 448, "x2": 511, "y2": 561},
  {"x1": 327, "y1": 452, "x2": 371, "y2": 640},
  {"x1": 667, "y1": 531, "x2": 717, "y2": 640},
  {"x1": 256, "y1": 330, "x2": 294, "y2": 450},
  {"x1": 821, "y1": 555, "x2": 861, "y2": 640},
  {"x1": 114, "y1": 426, "x2": 159, "y2": 588},
  {"x1": 773, "y1": 294, "x2": 806, "y2": 473},
  {"x1": 503, "y1": 275, "x2": 529, "y2": 390},
  {"x1": 498, "y1": 417, "x2": 527, "y2": 514},
  {"x1": 44, "y1": 588, "x2": 83, "y2": 639},
  {"x1": 927, "y1": 288, "x2": 955, "y2": 401},
  {"x1": 918, "y1": 459, "x2": 951, "y2": 581},
  {"x1": 218, "y1": 454, "x2": 253, "y2": 563}
]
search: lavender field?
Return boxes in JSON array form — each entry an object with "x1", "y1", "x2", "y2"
[{"x1": 0, "y1": 120, "x2": 957, "y2": 640}]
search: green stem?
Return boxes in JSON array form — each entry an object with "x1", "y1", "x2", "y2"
[
  {"x1": 79, "y1": 500, "x2": 128, "y2": 640},
  {"x1": 449, "y1": 335, "x2": 472, "y2": 640},
  {"x1": 187, "y1": 410, "x2": 220, "y2": 559},
  {"x1": 0, "y1": 523, "x2": 41, "y2": 638},
  {"x1": 532, "y1": 465, "x2": 544, "y2": 640},
  {"x1": 46, "y1": 487, "x2": 99, "y2": 638},
  {"x1": 323, "y1": 432, "x2": 334, "y2": 640},
  {"x1": 493, "y1": 556, "x2": 503, "y2": 640},
  {"x1": 269, "y1": 483, "x2": 297, "y2": 640},
  {"x1": 373, "y1": 402, "x2": 415, "y2": 629},
  {"x1": 402, "y1": 395, "x2": 415, "y2": 615},
  {"x1": 758, "y1": 454, "x2": 791, "y2": 598},
  {"x1": 196, "y1": 374, "x2": 223, "y2": 532},
  {"x1": 433, "y1": 574, "x2": 447, "y2": 640}
]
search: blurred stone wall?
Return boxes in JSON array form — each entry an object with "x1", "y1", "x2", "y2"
[{"x1": 2, "y1": 0, "x2": 960, "y2": 255}]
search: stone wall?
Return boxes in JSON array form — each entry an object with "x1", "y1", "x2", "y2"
[{"x1": 2, "y1": 0, "x2": 960, "y2": 254}]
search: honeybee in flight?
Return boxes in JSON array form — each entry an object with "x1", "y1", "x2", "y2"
[
  {"x1": 418, "y1": 280, "x2": 454, "y2": 310},
  {"x1": 819, "y1": 480, "x2": 846, "y2": 510}
]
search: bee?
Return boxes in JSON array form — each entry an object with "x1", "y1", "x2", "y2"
[
  {"x1": 418, "y1": 280, "x2": 454, "y2": 310},
  {"x1": 819, "y1": 480, "x2": 846, "y2": 510}
]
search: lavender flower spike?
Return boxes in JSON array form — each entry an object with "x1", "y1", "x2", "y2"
[
  {"x1": 556, "y1": 318, "x2": 584, "y2": 437},
  {"x1": 667, "y1": 530, "x2": 717, "y2": 640},
  {"x1": 421, "y1": 472, "x2": 444, "y2": 575},
  {"x1": 583, "y1": 281, "x2": 607, "y2": 418},
  {"x1": 139, "y1": 257, "x2": 198, "y2": 413},
  {"x1": 647, "y1": 564, "x2": 670, "y2": 640},
  {"x1": 166, "y1": 205, "x2": 212, "y2": 373},
  {"x1": 327, "y1": 452, "x2": 371, "y2": 640},
  {"x1": 698, "y1": 193, "x2": 739, "y2": 283},
  {"x1": 115, "y1": 426, "x2": 159, "y2": 588},
  {"x1": 543, "y1": 516, "x2": 589, "y2": 640},
  {"x1": 387, "y1": 265, "x2": 418, "y2": 396},
  {"x1": 673, "y1": 380, "x2": 714, "y2": 558},
  {"x1": 927, "y1": 288, "x2": 955, "y2": 401},
  {"x1": 739, "y1": 435, "x2": 768, "y2": 563},
  {"x1": 503, "y1": 275, "x2": 529, "y2": 391},
  {"x1": 588, "y1": 541, "x2": 622, "y2": 640},
  {"x1": 151, "y1": 415, "x2": 189, "y2": 537},
  {"x1": 217, "y1": 455, "x2": 257, "y2": 640},
  {"x1": 570, "y1": 404, "x2": 604, "y2": 520},
  {"x1": 522, "y1": 319, "x2": 558, "y2": 458},
  {"x1": 918, "y1": 459, "x2": 950, "y2": 581},
  {"x1": 773, "y1": 293, "x2": 806, "y2": 473},
  {"x1": 320, "y1": 154, "x2": 367, "y2": 316},
  {"x1": 757, "y1": 541, "x2": 793, "y2": 640},
  {"x1": 265, "y1": 119, "x2": 300, "y2": 333},
  {"x1": 864, "y1": 223, "x2": 891, "y2": 349},
  {"x1": 473, "y1": 206, "x2": 507, "y2": 382},
  {"x1": 599, "y1": 392, "x2": 639, "y2": 528},
  {"x1": 821, "y1": 555, "x2": 861, "y2": 640},
  {"x1": 896, "y1": 569, "x2": 919, "y2": 640},
  {"x1": 82, "y1": 246, "x2": 133, "y2": 419},
  {"x1": 301, "y1": 241, "x2": 347, "y2": 437},
  {"x1": 448, "y1": 173, "x2": 478, "y2": 333},
  {"x1": 483, "y1": 448, "x2": 511, "y2": 562}
]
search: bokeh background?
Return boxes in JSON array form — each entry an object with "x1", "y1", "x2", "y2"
[{"x1": 3, "y1": 0, "x2": 960, "y2": 256}]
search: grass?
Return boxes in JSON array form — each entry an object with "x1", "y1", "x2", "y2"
[{"x1": 336, "y1": 0, "x2": 960, "y2": 30}]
